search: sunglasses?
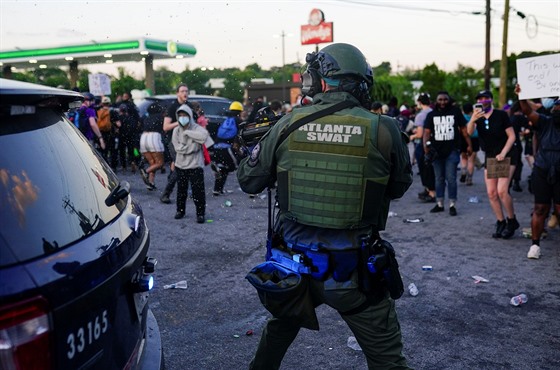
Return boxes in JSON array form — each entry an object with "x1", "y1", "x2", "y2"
[{"x1": 484, "y1": 119, "x2": 489, "y2": 130}]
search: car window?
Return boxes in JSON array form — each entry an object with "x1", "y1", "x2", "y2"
[
  {"x1": 197, "y1": 100, "x2": 230, "y2": 117},
  {"x1": 0, "y1": 109, "x2": 123, "y2": 265}
]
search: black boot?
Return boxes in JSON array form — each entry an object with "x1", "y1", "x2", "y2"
[
  {"x1": 492, "y1": 220, "x2": 506, "y2": 238},
  {"x1": 501, "y1": 216, "x2": 520, "y2": 239}
]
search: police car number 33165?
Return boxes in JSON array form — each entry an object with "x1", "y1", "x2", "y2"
[{"x1": 66, "y1": 310, "x2": 109, "y2": 359}]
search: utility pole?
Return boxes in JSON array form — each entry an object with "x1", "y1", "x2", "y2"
[
  {"x1": 499, "y1": 0, "x2": 510, "y2": 107},
  {"x1": 484, "y1": 0, "x2": 491, "y2": 90}
]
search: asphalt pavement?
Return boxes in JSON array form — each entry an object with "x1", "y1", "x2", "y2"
[{"x1": 118, "y1": 152, "x2": 559, "y2": 370}]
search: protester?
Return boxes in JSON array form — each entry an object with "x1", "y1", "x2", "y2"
[
  {"x1": 515, "y1": 84, "x2": 560, "y2": 259},
  {"x1": 78, "y1": 92, "x2": 106, "y2": 152},
  {"x1": 97, "y1": 96, "x2": 121, "y2": 168},
  {"x1": 161, "y1": 83, "x2": 195, "y2": 204},
  {"x1": 211, "y1": 101, "x2": 243, "y2": 195},
  {"x1": 139, "y1": 101, "x2": 165, "y2": 191},
  {"x1": 172, "y1": 104, "x2": 209, "y2": 223},
  {"x1": 459, "y1": 102, "x2": 480, "y2": 186},
  {"x1": 238, "y1": 43, "x2": 412, "y2": 370},
  {"x1": 423, "y1": 91, "x2": 472, "y2": 216},
  {"x1": 409, "y1": 93, "x2": 436, "y2": 202},
  {"x1": 467, "y1": 90, "x2": 519, "y2": 238}
]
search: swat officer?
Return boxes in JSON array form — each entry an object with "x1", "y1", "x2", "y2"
[{"x1": 238, "y1": 43, "x2": 413, "y2": 369}]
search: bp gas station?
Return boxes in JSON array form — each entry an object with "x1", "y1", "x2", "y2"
[{"x1": 0, "y1": 38, "x2": 196, "y2": 94}]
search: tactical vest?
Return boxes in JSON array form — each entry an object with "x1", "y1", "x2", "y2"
[{"x1": 276, "y1": 107, "x2": 391, "y2": 229}]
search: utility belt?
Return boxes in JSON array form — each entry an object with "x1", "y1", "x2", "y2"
[{"x1": 267, "y1": 233, "x2": 404, "y2": 300}]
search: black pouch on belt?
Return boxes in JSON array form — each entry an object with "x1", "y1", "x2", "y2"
[{"x1": 377, "y1": 240, "x2": 404, "y2": 299}]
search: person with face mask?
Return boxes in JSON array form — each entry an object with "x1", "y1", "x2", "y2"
[
  {"x1": 514, "y1": 84, "x2": 560, "y2": 259},
  {"x1": 171, "y1": 104, "x2": 211, "y2": 223},
  {"x1": 467, "y1": 90, "x2": 520, "y2": 239}
]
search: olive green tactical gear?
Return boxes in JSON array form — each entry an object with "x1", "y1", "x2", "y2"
[{"x1": 237, "y1": 92, "x2": 412, "y2": 232}]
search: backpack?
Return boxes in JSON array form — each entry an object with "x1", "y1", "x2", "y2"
[
  {"x1": 217, "y1": 117, "x2": 238, "y2": 141},
  {"x1": 77, "y1": 107, "x2": 91, "y2": 136},
  {"x1": 97, "y1": 109, "x2": 111, "y2": 132}
]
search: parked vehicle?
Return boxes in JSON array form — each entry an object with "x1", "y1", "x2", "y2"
[
  {"x1": 0, "y1": 79, "x2": 163, "y2": 370},
  {"x1": 137, "y1": 94, "x2": 232, "y2": 140}
]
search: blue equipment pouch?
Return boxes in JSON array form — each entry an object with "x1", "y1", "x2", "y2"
[
  {"x1": 330, "y1": 250, "x2": 359, "y2": 282},
  {"x1": 305, "y1": 249, "x2": 330, "y2": 281}
]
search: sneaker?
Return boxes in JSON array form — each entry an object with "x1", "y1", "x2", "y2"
[
  {"x1": 449, "y1": 206, "x2": 457, "y2": 216},
  {"x1": 197, "y1": 215, "x2": 205, "y2": 224},
  {"x1": 174, "y1": 211, "x2": 185, "y2": 220},
  {"x1": 501, "y1": 217, "x2": 520, "y2": 239},
  {"x1": 212, "y1": 190, "x2": 222, "y2": 196},
  {"x1": 527, "y1": 244, "x2": 541, "y2": 259},
  {"x1": 466, "y1": 175, "x2": 473, "y2": 186},
  {"x1": 160, "y1": 194, "x2": 171, "y2": 204},
  {"x1": 430, "y1": 205, "x2": 444, "y2": 213},
  {"x1": 140, "y1": 168, "x2": 150, "y2": 186},
  {"x1": 147, "y1": 183, "x2": 157, "y2": 191},
  {"x1": 459, "y1": 174, "x2": 466, "y2": 183},
  {"x1": 492, "y1": 220, "x2": 506, "y2": 238}
]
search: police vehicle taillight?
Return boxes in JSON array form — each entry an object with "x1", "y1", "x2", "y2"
[{"x1": 0, "y1": 296, "x2": 51, "y2": 370}]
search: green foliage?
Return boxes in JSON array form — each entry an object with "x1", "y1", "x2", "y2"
[{"x1": 111, "y1": 67, "x2": 145, "y2": 97}]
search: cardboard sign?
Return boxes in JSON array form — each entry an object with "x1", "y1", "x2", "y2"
[
  {"x1": 516, "y1": 54, "x2": 560, "y2": 100},
  {"x1": 88, "y1": 73, "x2": 111, "y2": 96},
  {"x1": 486, "y1": 157, "x2": 511, "y2": 179}
]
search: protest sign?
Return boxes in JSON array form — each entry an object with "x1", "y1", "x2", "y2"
[
  {"x1": 88, "y1": 73, "x2": 111, "y2": 96},
  {"x1": 516, "y1": 54, "x2": 560, "y2": 100}
]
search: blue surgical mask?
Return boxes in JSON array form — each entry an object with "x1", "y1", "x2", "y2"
[{"x1": 178, "y1": 116, "x2": 190, "y2": 126}]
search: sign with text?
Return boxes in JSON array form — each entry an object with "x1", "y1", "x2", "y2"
[
  {"x1": 88, "y1": 73, "x2": 111, "y2": 96},
  {"x1": 301, "y1": 22, "x2": 333, "y2": 45},
  {"x1": 516, "y1": 54, "x2": 560, "y2": 99}
]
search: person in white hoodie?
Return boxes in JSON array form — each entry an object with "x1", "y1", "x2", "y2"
[{"x1": 172, "y1": 104, "x2": 212, "y2": 223}]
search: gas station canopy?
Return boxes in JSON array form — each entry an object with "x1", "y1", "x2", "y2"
[{"x1": 0, "y1": 38, "x2": 197, "y2": 92}]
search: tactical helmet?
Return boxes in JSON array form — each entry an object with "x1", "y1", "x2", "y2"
[
  {"x1": 307, "y1": 43, "x2": 373, "y2": 86},
  {"x1": 229, "y1": 101, "x2": 243, "y2": 111}
]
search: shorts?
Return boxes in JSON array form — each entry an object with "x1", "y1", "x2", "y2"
[
  {"x1": 484, "y1": 144, "x2": 520, "y2": 167},
  {"x1": 532, "y1": 166, "x2": 560, "y2": 205},
  {"x1": 140, "y1": 132, "x2": 164, "y2": 153}
]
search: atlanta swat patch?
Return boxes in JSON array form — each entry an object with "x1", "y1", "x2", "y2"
[{"x1": 248, "y1": 143, "x2": 261, "y2": 167}]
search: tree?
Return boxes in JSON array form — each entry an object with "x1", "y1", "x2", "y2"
[
  {"x1": 111, "y1": 67, "x2": 145, "y2": 97},
  {"x1": 419, "y1": 63, "x2": 448, "y2": 100}
]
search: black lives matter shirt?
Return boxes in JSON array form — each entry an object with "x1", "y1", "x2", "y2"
[{"x1": 424, "y1": 105, "x2": 466, "y2": 158}]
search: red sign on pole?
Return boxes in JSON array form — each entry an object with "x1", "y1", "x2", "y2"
[
  {"x1": 301, "y1": 8, "x2": 333, "y2": 46},
  {"x1": 301, "y1": 23, "x2": 334, "y2": 45}
]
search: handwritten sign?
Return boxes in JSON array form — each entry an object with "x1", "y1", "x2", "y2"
[
  {"x1": 486, "y1": 158, "x2": 511, "y2": 179},
  {"x1": 516, "y1": 54, "x2": 560, "y2": 100},
  {"x1": 88, "y1": 73, "x2": 111, "y2": 96}
]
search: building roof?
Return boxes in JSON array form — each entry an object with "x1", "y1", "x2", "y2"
[{"x1": 0, "y1": 38, "x2": 196, "y2": 70}]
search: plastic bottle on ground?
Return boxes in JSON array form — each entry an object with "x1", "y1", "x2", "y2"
[
  {"x1": 408, "y1": 283, "x2": 419, "y2": 296},
  {"x1": 163, "y1": 280, "x2": 188, "y2": 289},
  {"x1": 510, "y1": 293, "x2": 528, "y2": 306}
]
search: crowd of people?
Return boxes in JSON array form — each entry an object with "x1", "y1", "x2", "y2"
[
  {"x1": 71, "y1": 80, "x2": 559, "y2": 262},
  {"x1": 374, "y1": 87, "x2": 559, "y2": 260}
]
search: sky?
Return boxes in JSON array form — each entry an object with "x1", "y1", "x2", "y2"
[{"x1": 0, "y1": 0, "x2": 558, "y2": 78}]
